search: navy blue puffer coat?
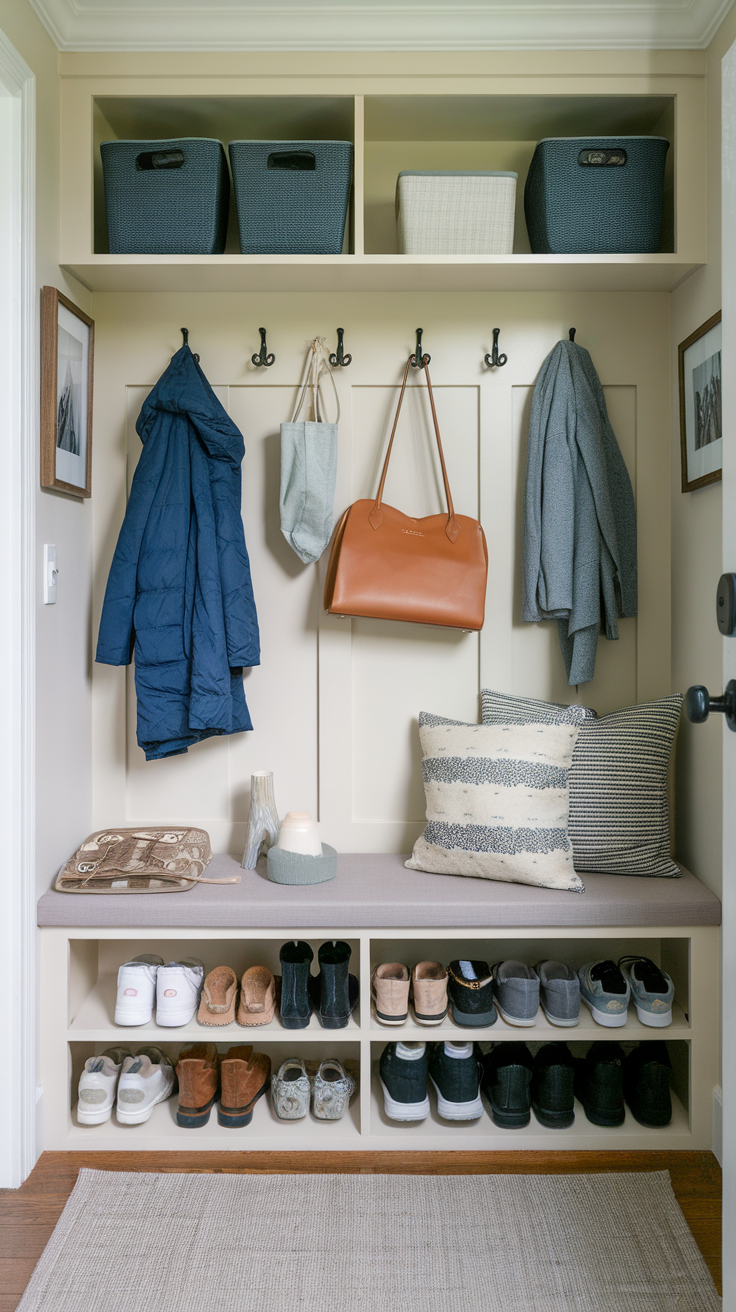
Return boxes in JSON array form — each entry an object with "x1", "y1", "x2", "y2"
[{"x1": 96, "y1": 344, "x2": 260, "y2": 760}]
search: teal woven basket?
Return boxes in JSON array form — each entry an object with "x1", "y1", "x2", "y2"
[
  {"x1": 229, "y1": 140, "x2": 352, "y2": 254},
  {"x1": 101, "y1": 138, "x2": 230, "y2": 255},
  {"x1": 524, "y1": 136, "x2": 669, "y2": 254}
]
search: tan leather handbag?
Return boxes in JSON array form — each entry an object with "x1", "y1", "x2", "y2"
[{"x1": 324, "y1": 357, "x2": 488, "y2": 630}]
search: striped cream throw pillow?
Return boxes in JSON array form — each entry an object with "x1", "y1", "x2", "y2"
[
  {"x1": 406, "y1": 712, "x2": 583, "y2": 893},
  {"x1": 480, "y1": 690, "x2": 683, "y2": 878}
]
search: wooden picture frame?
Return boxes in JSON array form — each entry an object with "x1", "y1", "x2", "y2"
[
  {"x1": 40, "y1": 287, "x2": 94, "y2": 498},
  {"x1": 679, "y1": 309, "x2": 722, "y2": 493}
]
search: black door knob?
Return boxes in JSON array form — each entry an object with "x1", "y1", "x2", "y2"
[{"x1": 685, "y1": 680, "x2": 736, "y2": 731}]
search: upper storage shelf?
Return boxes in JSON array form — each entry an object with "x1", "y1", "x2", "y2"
[{"x1": 58, "y1": 55, "x2": 706, "y2": 293}]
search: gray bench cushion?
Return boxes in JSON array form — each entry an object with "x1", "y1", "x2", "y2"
[{"x1": 36, "y1": 853, "x2": 720, "y2": 929}]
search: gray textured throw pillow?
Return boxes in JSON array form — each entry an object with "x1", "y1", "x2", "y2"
[
  {"x1": 481, "y1": 689, "x2": 682, "y2": 878},
  {"x1": 406, "y1": 712, "x2": 583, "y2": 893}
]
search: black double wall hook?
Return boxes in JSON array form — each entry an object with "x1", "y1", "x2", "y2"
[
  {"x1": 181, "y1": 327, "x2": 200, "y2": 363},
  {"x1": 329, "y1": 328, "x2": 352, "y2": 368},
  {"x1": 252, "y1": 327, "x2": 275, "y2": 368},
  {"x1": 410, "y1": 327, "x2": 430, "y2": 369},
  {"x1": 484, "y1": 328, "x2": 507, "y2": 369},
  {"x1": 569, "y1": 327, "x2": 576, "y2": 342}
]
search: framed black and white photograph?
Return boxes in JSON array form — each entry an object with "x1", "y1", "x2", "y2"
[
  {"x1": 40, "y1": 286, "x2": 94, "y2": 497},
  {"x1": 679, "y1": 310, "x2": 722, "y2": 493}
]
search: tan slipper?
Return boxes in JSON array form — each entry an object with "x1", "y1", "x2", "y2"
[
  {"x1": 197, "y1": 966, "x2": 238, "y2": 1026},
  {"x1": 236, "y1": 965, "x2": 277, "y2": 1026}
]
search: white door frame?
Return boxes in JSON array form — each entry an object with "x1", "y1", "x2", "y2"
[
  {"x1": 722, "y1": 35, "x2": 736, "y2": 1312},
  {"x1": 0, "y1": 29, "x2": 37, "y2": 1189}
]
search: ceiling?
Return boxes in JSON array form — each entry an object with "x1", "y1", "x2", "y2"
[{"x1": 27, "y1": 0, "x2": 736, "y2": 51}]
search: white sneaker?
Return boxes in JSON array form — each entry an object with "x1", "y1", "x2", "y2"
[
  {"x1": 156, "y1": 958, "x2": 204, "y2": 1027},
  {"x1": 77, "y1": 1047, "x2": 131, "y2": 1125},
  {"x1": 114, "y1": 954, "x2": 164, "y2": 1026},
  {"x1": 116, "y1": 1046, "x2": 176, "y2": 1125}
]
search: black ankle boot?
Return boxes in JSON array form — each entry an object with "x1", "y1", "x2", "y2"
[
  {"x1": 279, "y1": 941, "x2": 314, "y2": 1029},
  {"x1": 313, "y1": 940, "x2": 358, "y2": 1029}
]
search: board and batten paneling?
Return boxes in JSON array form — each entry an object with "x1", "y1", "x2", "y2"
[{"x1": 90, "y1": 291, "x2": 670, "y2": 855}]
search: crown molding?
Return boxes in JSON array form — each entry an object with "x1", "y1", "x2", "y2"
[{"x1": 24, "y1": 0, "x2": 736, "y2": 52}]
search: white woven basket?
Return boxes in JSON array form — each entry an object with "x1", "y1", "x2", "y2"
[{"x1": 396, "y1": 171, "x2": 517, "y2": 255}]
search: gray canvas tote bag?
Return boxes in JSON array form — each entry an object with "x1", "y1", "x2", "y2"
[{"x1": 280, "y1": 337, "x2": 340, "y2": 565}]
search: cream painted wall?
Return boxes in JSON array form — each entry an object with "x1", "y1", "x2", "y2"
[
  {"x1": 0, "y1": 0, "x2": 93, "y2": 895},
  {"x1": 669, "y1": 8, "x2": 736, "y2": 900},
  {"x1": 90, "y1": 289, "x2": 671, "y2": 856}
]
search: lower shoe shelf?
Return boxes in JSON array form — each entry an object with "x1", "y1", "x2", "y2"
[
  {"x1": 369, "y1": 1070, "x2": 691, "y2": 1149},
  {"x1": 68, "y1": 1085, "x2": 362, "y2": 1150}
]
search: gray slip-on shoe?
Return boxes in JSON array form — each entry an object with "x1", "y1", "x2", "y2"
[
  {"x1": 535, "y1": 960, "x2": 580, "y2": 1027},
  {"x1": 618, "y1": 955, "x2": 674, "y2": 1027},
  {"x1": 578, "y1": 959, "x2": 630, "y2": 1027},
  {"x1": 491, "y1": 960, "x2": 540, "y2": 1027}
]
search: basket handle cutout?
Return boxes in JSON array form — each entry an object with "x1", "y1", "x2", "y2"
[
  {"x1": 136, "y1": 149, "x2": 185, "y2": 171},
  {"x1": 267, "y1": 150, "x2": 316, "y2": 171},
  {"x1": 577, "y1": 148, "x2": 627, "y2": 167}
]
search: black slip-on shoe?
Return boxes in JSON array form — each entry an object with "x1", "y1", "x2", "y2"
[
  {"x1": 481, "y1": 1042, "x2": 533, "y2": 1128},
  {"x1": 624, "y1": 1041, "x2": 672, "y2": 1127},
  {"x1": 531, "y1": 1042, "x2": 575, "y2": 1128},
  {"x1": 447, "y1": 960, "x2": 496, "y2": 1027},
  {"x1": 574, "y1": 1041, "x2": 625, "y2": 1127}
]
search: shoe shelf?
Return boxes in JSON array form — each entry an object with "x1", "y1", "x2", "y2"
[
  {"x1": 369, "y1": 1001, "x2": 691, "y2": 1042},
  {"x1": 368, "y1": 1065, "x2": 692, "y2": 1151},
  {"x1": 40, "y1": 921, "x2": 718, "y2": 1153}
]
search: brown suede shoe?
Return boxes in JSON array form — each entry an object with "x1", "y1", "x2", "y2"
[
  {"x1": 197, "y1": 966, "x2": 238, "y2": 1027},
  {"x1": 176, "y1": 1043, "x2": 222, "y2": 1127},
  {"x1": 218, "y1": 1046, "x2": 271, "y2": 1127},
  {"x1": 236, "y1": 966, "x2": 278, "y2": 1027}
]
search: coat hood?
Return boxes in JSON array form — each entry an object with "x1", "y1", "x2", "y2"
[{"x1": 137, "y1": 344, "x2": 245, "y2": 467}]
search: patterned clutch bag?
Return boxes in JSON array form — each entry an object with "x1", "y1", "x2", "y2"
[{"x1": 54, "y1": 827, "x2": 240, "y2": 893}]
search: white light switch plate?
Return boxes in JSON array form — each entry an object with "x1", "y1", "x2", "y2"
[{"x1": 43, "y1": 544, "x2": 57, "y2": 604}]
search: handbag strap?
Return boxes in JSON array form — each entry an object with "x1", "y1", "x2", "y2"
[
  {"x1": 369, "y1": 357, "x2": 460, "y2": 543},
  {"x1": 291, "y1": 337, "x2": 340, "y2": 425}
]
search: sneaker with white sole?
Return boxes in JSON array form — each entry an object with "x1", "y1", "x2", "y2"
[
  {"x1": 618, "y1": 955, "x2": 674, "y2": 1027},
  {"x1": 116, "y1": 1045, "x2": 176, "y2": 1124},
  {"x1": 114, "y1": 954, "x2": 164, "y2": 1026},
  {"x1": 77, "y1": 1047, "x2": 131, "y2": 1125},
  {"x1": 428, "y1": 1041, "x2": 484, "y2": 1120},
  {"x1": 379, "y1": 1041, "x2": 429, "y2": 1121},
  {"x1": 578, "y1": 959, "x2": 630, "y2": 1028},
  {"x1": 155, "y1": 958, "x2": 204, "y2": 1027}
]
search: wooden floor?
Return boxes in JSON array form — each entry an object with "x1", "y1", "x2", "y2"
[{"x1": 0, "y1": 1150, "x2": 721, "y2": 1308}]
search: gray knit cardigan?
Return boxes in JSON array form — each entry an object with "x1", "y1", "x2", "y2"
[{"x1": 522, "y1": 339, "x2": 637, "y2": 686}]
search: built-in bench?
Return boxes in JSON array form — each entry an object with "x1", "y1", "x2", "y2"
[{"x1": 38, "y1": 855, "x2": 720, "y2": 1154}]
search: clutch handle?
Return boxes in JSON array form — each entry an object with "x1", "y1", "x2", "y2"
[{"x1": 370, "y1": 357, "x2": 461, "y2": 543}]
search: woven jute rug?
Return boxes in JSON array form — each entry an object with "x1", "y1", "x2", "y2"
[{"x1": 17, "y1": 1168, "x2": 720, "y2": 1312}]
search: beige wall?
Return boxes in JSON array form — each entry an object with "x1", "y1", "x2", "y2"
[
  {"x1": 0, "y1": 0, "x2": 93, "y2": 895},
  {"x1": 89, "y1": 289, "x2": 671, "y2": 855},
  {"x1": 670, "y1": 9, "x2": 736, "y2": 899}
]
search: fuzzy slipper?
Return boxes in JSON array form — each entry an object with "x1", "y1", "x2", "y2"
[
  {"x1": 237, "y1": 965, "x2": 278, "y2": 1026},
  {"x1": 197, "y1": 966, "x2": 238, "y2": 1026}
]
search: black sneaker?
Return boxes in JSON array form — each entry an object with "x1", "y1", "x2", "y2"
[
  {"x1": 427, "y1": 1041, "x2": 483, "y2": 1121},
  {"x1": 531, "y1": 1042, "x2": 575, "y2": 1129},
  {"x1": 481, "y1": 1042, "x2": 533, "y2": 1128},
  {"x1": 379, "y1": 1042, "x2": 429, "y2": 1121},
  {"x1": 447, "y1": 960, "x2": 496, "y2": 1027},
  {"x1": 574, "y1": 1041, "x2": 625, "y2": 1126},
  {"x1": 624, "y1": 1041, "x2": 672, "y2": 1127}
]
